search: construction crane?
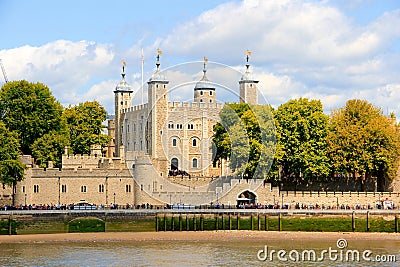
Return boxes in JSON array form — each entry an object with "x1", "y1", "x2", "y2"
[{"x1": 0, "y1": 59, "x2": 9, "y2": 83}]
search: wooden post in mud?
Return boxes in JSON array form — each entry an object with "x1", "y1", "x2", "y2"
[
  {"x1": 352, "y1": 211, "x2": 356, "y2": 232},
  {"x1": 200, "y1": 214, "x2": 204, "y2": 231},
  {"x1": 257, "y1": 214, "x2": 261, "y2": 231},
  {"x1": 237, "y1": 214, "x2": 240, "y2": 230},
  {"x1": 8, "y1": 215, "x2": 12, "y2": 235},
  {"x1": 265, "y1": 214, "x2": 268, "y2": 231},
  {"x1": 278, "y1": 213, "x2": 282, "y2": 231},
  {"x1": 366, "y1": 211, "x2": 370, "y2": 232},
  {"x1": 155, "y1": 214, "x2": 159, "y2": 232},
  {"x1": 229, "y1": 214, "x2": 232, "y2": 230},
  {"x1": 164, "y1": 214, "x2": 167, "y2": 231},
  {"x1": 186, "y1": 215, "x2": 189, "y2": 231},
  {"x1": 194, "y1": 215, "x2": 197, "y2": 231},
  {"x1": 171, "y1": 214, "x2": 175, "y2": 231}
]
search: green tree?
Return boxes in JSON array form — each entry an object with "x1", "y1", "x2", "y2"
[
  {"x1": 31, "y1": 130, "x2": 70, "y2": 168},
  {"x1": 0, "y1": 80, "x2": 63, "y2": 155},
  {"x1": 274, "y1": 98, "x2": 331, "y2": 185},
  {"x1": 0, "y1": 122, "x2": 26, "y2": 205},
  {"x1": 63, "y1": 101, "x2": 111, "y2": 155},
  {"x1": 327, "y1": 99, "x2": 400, "y2": 191},
  {"x1": 212, "y1": 103, "x2": 277, "y2": 179}
]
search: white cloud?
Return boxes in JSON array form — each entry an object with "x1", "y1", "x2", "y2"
[{"x1": 1, "y1": 0, "x2": 400, "y2": 120}]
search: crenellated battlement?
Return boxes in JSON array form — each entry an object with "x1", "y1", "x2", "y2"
[
  {"x1": 168, "y1": 101, "x2": 223, "y2": 109},
  {"x1": 122, "y1": 103, "x2": 148, "y2": 114}
]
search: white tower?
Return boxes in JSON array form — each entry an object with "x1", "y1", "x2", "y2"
[
  {"x1": 239, "y1": 51, "x2": 258, "y2": 105},
  {"x1": 114, "y1": 61, "x2": 133, "y2": 157}
]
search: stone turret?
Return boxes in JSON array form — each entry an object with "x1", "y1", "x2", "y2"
[
  {"x1": 147, "y1": 49, "x2": 169, "y2": 160},
  {"x1": 114, "y1": 61, "x2": 133, "y2": 157},
  {"x1": 239, "y1": 51, "x2": 258, "y2": 105}
]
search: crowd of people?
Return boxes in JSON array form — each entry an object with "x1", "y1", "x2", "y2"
[{"x1": 0, "y1": 201, "x2": 396, "y2": 211}]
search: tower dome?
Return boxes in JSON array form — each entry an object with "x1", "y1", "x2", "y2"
[
  {"x1": 115, "y1": 61, "x2": 133, "y2": 93},
  {"x1": 194, "y1": 57, "x2": 216, "y2": 103},
  {"x1": 149, "y1": 48, "x2": 167, "y2": 82}
]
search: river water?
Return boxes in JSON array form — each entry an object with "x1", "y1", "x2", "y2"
[{"x1": 0, "y1": 239, "x2": 399, "y2": 266}]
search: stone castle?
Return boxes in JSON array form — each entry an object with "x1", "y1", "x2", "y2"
[{"x1": 1, "y1": 51, "x2": 399, "y2": 209}]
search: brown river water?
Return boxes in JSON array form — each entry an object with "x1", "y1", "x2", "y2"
[{"x1": 0, "y1": 239, "x2": 399, "y2": 266}]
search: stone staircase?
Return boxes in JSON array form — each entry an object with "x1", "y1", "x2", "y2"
[{"x1": 125, "y1": 152, "x2": 264, "y2": 205}]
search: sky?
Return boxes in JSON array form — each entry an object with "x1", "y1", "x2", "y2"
[{"x1": 1, "y1": 0, "x2": 400, "y2": 117}]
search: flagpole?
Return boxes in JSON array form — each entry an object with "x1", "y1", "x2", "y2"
[{"x1": 141, "y1": 48, "x2": 144, "y2": 104}]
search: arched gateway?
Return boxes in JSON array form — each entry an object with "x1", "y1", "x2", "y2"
[{"x1": 237, "y1": 190, "x2": 257, "y2": 206}]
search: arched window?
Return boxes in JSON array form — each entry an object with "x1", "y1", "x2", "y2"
[
  {"x1": 192, "y1": 158, "x2": 198, "y2": 168},
  {"x1": 192, "y1": 138, "x2": 197, "y2": 147},
  {"x1": 172, "y1": 138, "x2": 177, "y2": 147},
  {"x1": 171, "y1": 158, "x2": 178, "y2": 170}
]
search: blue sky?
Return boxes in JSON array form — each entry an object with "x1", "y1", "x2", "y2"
[{"x1": 1, "y1": 0, "x2": 400, "y2": 117}]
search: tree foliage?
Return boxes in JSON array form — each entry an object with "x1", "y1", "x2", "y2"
[
  {"x1": 327, "y1": 99, "x2": 400, "y2": 191},
  {"x1": 212, "y1": 103, "x2": 277, "y2": 179},
  {"x1": 31, "y1": 131, "x2": 70, "y2": 168},
  {"x1": 274, "y1": 98, "x2": 331, "y2": 181},
  {"x1": 0, "y1": 81, "x2": 63, "y2": 155},
  {"x1": 63, "y1": 101, "x2": 111, "y2": 155},
  {"x1": 0, "y1": 122, "x2": 26, "y2": 204}
]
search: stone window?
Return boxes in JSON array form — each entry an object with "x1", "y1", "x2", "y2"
[
  {"x1": 172, "y1": 138, "x2": 177, "y2": 147},
  {"x1": 192, "y1": 158, "x2": 198, "y2": 168},
  {"x1": 134, "y1": 123, "x2": 136, "y2": 132},
  {"x1": 81, "y1": 185, "x2": 87, "y2": 193},
  {"x1": 200, "y1": 91, "x2": 203, "y2": 95},
  {"x1": 200, "y1": 99, "x2": 203, "y2": 102},
  {"x1": 126, "y1": 184, "x2": 131, "y2": 193},
  {"x1": 192, "y1": 138, "x2": 197, "y2": 147},
  {"x1": 210, "y1": 91, "x2": 213, "y2": 96},
  {"x1": 22, "y1": 186, "x2": 25, "y2": 193},
  {"x1": 188, "y1": 124, "x2": 194, "y2": 130},
  {"x1": 61, "y1": 184, "x2": 67, "y2": 193},
  {"x1": 33, "y1": 185, "x2": 39, "y2": 193},
  {"x1": 140, "y1": 140, "x2": 143, "y2": 150},
  {"x1": 99, "y1": 184, "x2": 104, "y2": 193}
]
